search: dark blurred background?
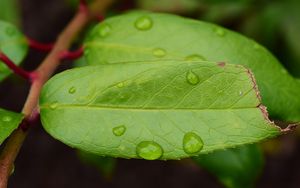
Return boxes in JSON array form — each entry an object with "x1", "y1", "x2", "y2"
[{"x1": 1, "y1": 0, "x2": 300, "y2": 187}]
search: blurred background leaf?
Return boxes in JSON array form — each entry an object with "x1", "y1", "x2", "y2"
[
  {"x1": 77, "y1": 150, "x2": 117, "y2": 180},
  {"x1": 193, "y1": 144, "x2": 264, "y2": 188},
  {"x1": 0, "y1": 0, "x2": 20, "y2": 25}
]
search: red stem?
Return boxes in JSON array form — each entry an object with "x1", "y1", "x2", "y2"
[
  {"x1": 59, "y1": 46, "x2": 84, "y2": 60},
  {"x1": 27, "y1": 38, "x2": 54, "y2": 52},
  {"x1": 0, "y1": 52, "x2": 34, "y2": 81},
  {"x1": 79, "y1": 0, "x2": 88, "y2": 13}
]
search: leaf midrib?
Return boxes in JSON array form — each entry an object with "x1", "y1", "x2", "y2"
[{"x1": 40, "y1": 103, "x2": 261, "y2": 111}]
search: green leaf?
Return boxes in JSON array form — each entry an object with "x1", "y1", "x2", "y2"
[
  {"x1": 0, "y1": 108, "x2": 24, "y2": 145},
  {"x1": 193, "y1": 144, "x2": 263, "y2": 188},
  {"x1": 40, "y1": 60, "x2": 280, "y2": 160},
  {"x1": 83, "y1": 11, "x2": 300, "y2": 122},
  {"x1": 0, "y1": 20, "x2": 28, "y2": 81},
  {"x1": 77, "y1": 150, "x2": 116, "y2": 179},
  {"x1": 0, "y1": 0, "x2": 20, "y2": 25}
]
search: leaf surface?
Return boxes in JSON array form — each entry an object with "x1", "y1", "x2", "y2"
[
  {"x1": 0, "y1": 108, "x2": 24, "y2": 145},
  {"x1": 194, "y1": 144, "x2": 263, "y2": 188},
  {"x1": 84, "y1": 11, "x2": 300, "y2": 121},
  {"x1": 40, "y1": 60, "x2": 280, "y2": 160},
  {"x1": 0, "y1": 20, "x2": 28, "y2": 81}
]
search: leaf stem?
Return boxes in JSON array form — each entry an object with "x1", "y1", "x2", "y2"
[
  {"x1": 0, "y1": 0, "x2": 113, "y2": 187},
  {"x1": 59, "y1": 46, "x2": 84, "y2": 61},
  {"x1": 27, "y1": 37, "x2": 54, "y2": 52},
  {"x1": 0, "y1": 52, "x2": 33, "y2": 81}
]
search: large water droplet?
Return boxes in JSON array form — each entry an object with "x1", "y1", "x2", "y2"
[
  {"x1": 153, "y1": 48, "x2": 166, "y2": 58},
  {"x1": 185, "y1": 54, "x2": 206, "y2": 61},
  {"x1": 50, "y1": 102, "x2": 58, "y2": 110},
  {"x1": 5, "y1": 27, "x2": 16, "y2": 36},
  {"x1": 214, "y1": 28, "x2": 225, "y2": 37},
  {"x1": 183, "y1": 132, "x2": 204, "y2": 154},
  {"x1": 136, "y1": 141, "x2": 163, "y2": 160},
  {"x1": 68, "y1": 86, "x2": 76, "y2": 94},
  {"x1": 2, "y1": 115, "x2": 12, "y2": 122},
  {"x1": 134, "y1": 16, "x2": 153, "y2": 31},
  {"x1": 186, "y1": 70, "x2": 199, "y2": 85},
  {"x1": 113, "y1": 125, "x2": 126, "y2": 136},
  {"x1": 98, "y1": 23, "x2": 111, "y2": 37}
]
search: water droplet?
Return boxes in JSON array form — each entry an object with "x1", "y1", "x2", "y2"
[
  {"x1": 239, "y1": 91, "x2": 243, "y2": 96},
  {"x1": 98, "y1": 23, "x2": 111, "y2": 37},
  {"x1": 215, "y1": 28, "x2": 225, "y2": 37},
  {"x1": 117, "y1": 82, "x2": 125, "y2": 88},
  {"x1": 183, "y1": 132, "x2": 204, "y2": 154},
  {"x1": 50, "y1": 102, "x2": 58, "y2": 110},
  {"x1": 253, "y1": 44, "x2": 261, "y2": 50},
  {"x1": 136, "y1": 141, "x2": 163, "y2": 160},
  {"x1": 2, "y1": 116, "x2": 12, "y2": 122},
  {"x1": 186, "y1": 70, "x2": 199, "y2": 85},
  {"x1": 185, "y1": 54, "x2": 206, "y2": 61},
  {"x1": 5, "y1": 27, "x2": 16, "y2": 36},
  {"x1": 113, "y1": 125, "x2": 126, "y2": 136},
  {"x1": 153, "y1": 48, "x2": 166, "y2": 58},
  {"x1": 68, "y1": 86, "x2": 76, "y2": 94},
  {"x1": 134, "y1": 16, "x2": 153, "y2": 31}
]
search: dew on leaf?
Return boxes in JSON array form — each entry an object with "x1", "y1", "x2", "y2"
[
  {"x1": 183, "y1": 132, "x2": 204, "y2": 154},
  {"x1": 2, "y1": 115, "x2": 12, "y2": 122},
  {"x1": 134, "y1": 16, "x2": 153, "y2": 31},
  {"x1": 214, "y1": 28, "x2": 225, "y2": 37},
  {"x1": 68, "y1": 86, "x2": 76, "y2": 94},
  {"x1": 113, "y1": 125, "x2": 126, "y2": 136},
  {"x1": 186, "y1": 70, "x2": 200, "y2": 85},
  {"x1": 136, "y1": 141, "x2": 163, "y2": 160},
  {"x1": 5, "y1": 27, "x2": 16, "y2": 36},
  {"x1": 185, "y1": 54, "x2": 206, "y2": 61},
  {"x1": 98, "y1": 23, "x2": 112, "y2": 37},
  {"x1": 152, "y1": 48, "x2": 166, "y2": 58},
  {"x1": 117, "y1": 82, "x2": 125, "y2": 88},
  {"x1": 49, "y1": 102, "x2": 58, "y2": 110}
]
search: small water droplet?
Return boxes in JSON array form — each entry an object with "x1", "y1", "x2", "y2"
[
  {"x1": 183, "y1": 132, "x2": 204, "y2": 154},
  {"x1": 5, "y1": 27, "x2": 16, "y2": 36},
  {"x1": 215, "y1": 28, "x2": 225, "y2": 37},
  {"x1": 253, "y1": 44, "x2": 261, "y2": 50},
  {"x1": 136, "y1": 141, "x2": 163, "y2": 160},
  {"x1": 68, "y1": 86, "x2": 76, "y2": 94},
  {"x1": 50, "y1": 102, "x2": 58, "y2": 110},
  {"x1": 113, "y1": 125, "x2": 126, "y2": 136},
  {"x1": 185, "y1": 54, "x2": 206, "y2": 61},
  {"x1": 239, "y1": 91, "x2": 243, "y2": 96},
  {"x1": 186, "y1": 70, "x2": 200, "y2": 85},
  {"x1": 98, "y1": 23, "x2": 111, "y2": 37},
  {"x1": 117, "y1": 82, "x2": 125, "y2": 88},
  {"x1": 134, "y1": 16, "x2": 153, "y2": 31},
  {"x1": 153, "y1": 48, "x2": 166, "y2": 58},
  {"x1": 2, "y1": 116, "x2": 12, "y2": 122}
]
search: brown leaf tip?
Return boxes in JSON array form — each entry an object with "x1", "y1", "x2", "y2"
[{"x1": 281, "y1": 123, "x2": 299, "y2": 134}]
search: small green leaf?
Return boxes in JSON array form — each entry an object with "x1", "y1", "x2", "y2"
[
  {"x1": 0, "y1": 108, "x2": 24, "y2": 145},
  {"x1": 84, "y1": 11, "x2": 300, "y2": 122},
  {"x1": 40, "y1": 60, "x2": 280, "y2": 160},
  {"x1": 0, "y1": 20, "x2": 28, "y2": 81},
  {"x1": 194, "y1": 144, "x2": 263, "y2": 188},
  {"x1": 77, "y1": 150, "x2": 116, "y2": 179}
]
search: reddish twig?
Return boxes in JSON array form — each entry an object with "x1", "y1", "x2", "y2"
[
  {"x1": 0, "y1": 52, "x2": 34, "y2": 81},
  {"x1": 97, "y1": 14, "x2": 105, "y2": 22},
  {"x1": 59, "y1": 46, "x2": 84, "y2": 60},
  {"x1": 27, "y1": 38, "x2": 54, "y2": 52},
  {"x1": 79, "y1": 0, "x2": 88, "y2": 13}
]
